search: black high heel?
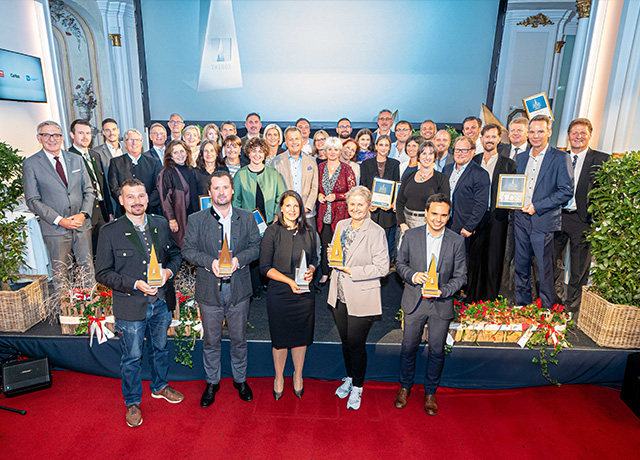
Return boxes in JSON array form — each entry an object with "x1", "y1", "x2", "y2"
[
  {"x1": 273, "y1": 379, "x2": 283, "y2": 401},
  {"x1": 293, "y1": 373, "x2": 304, "y2": 399}
]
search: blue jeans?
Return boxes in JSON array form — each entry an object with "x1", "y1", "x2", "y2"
[{"x1": 115, "y1": 300, "x2": 172, "y2": 406}]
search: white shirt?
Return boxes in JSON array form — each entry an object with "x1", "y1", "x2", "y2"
[
  {"x1": 212, "y1": 205, "x2": 233, "y2": 247},
  {"x1": 475, "y1": 137, "x2": 483, "y2": 154},
  {"x1": 152, "y1": 146, "x2": 165, "y2": 163},
  {"x1": 449, "y1": 161, "x2": 470, "y2": 203},
  {"x1": 43, "y1": 149, "x2": 69, "y2": 226},
  {"x1": 288, "y1": 153, "x2": 303, "y2": 195},
  {"x1": 564, "y1": 148, "x2": 587, "y2": 211},
  {"x1": 411, "y1": 228, "x2": 444, "y2": 284},
  {"x1": 523, "y1": 144, "x2": 549, "y2": 207},
  {"x1": 510, "y1": 143, "x2": 527, "y2": 160},
  {"x1": 106, "y1": 142, "x2": 124, "y2": 159}
]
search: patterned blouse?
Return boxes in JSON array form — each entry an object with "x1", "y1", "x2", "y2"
[{"x1": 337, "y1": 223, "x2": 360, "y2": 303}]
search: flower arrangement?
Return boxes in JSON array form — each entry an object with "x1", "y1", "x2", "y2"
[
  {"x1": 172, "y1": 264, "x2": 201, "y2": 368},
  {"x1": 60, "y1": 284, "x2": 113, "y2": 335},
  {"x1": 72, "y1": 77, "x2": 97, "y2": 113}
]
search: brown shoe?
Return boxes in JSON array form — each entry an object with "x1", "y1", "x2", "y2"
[
  {"x1": 394, "y1": 388, "x2": 411, "y2": 409},
  {"x1": 126, "y1": 403, "x2": 143, "y2": 427},
  {"x1": 424, "y1": 393, "x2": 438, "y2": 416},
  {"x1": 152, "y1": 384, "x2": 184, "y2": 404}
]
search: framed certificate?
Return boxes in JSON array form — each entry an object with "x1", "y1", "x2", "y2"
[
  {"x1": 199, "y1": 195, "x2": 212, "y2": 210},
  {"x1": 497, "y1": 174, "x2": 527, "y2": 209},
  {"x1": 522, "y1": 92, "x2": 554, "y2": 121},
  {"x1": 371, "y1": 177, "x2": 396, "y2": 208},
  {"x1": 393, "y1": 181, "x2": 402, "y2": 207},
  {"x1": 252, "y1": 209, "x2": 268, "y2": 236}
]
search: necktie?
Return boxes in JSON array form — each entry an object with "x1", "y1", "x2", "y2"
[
  {"x1": 572, "y1": 154, "x2": 578, "y2": 170},
  {"x1": 55, "y1": 156, "x2": 67, "y2": 187},
  {"x1": 513, "y1": 147, "x2": 520, "y2": 159}
]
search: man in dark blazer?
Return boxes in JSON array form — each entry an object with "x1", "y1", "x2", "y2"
[
  {"x1": 22, "y1": 120, "x2": 95, "y2": 291},
  {"x1": 466, "y1": 124, "x2": 516, "y2": 303},
  {"x1": 145, "y1": 122, "x2": 167, "y2": 166},
  {"x1": 182, "y1": 170, "x2": 260, "y2": 407},
  {"x1": 554, "y1": 118, "x2": 609, "y2": 312},
  {"x1": 95, "y1": 178, "x2": 183, "y2": 427},
  {"x1": 498, "y1": 116, "x2": 530, "y2": 160},
  {"x1": 108, "y1": 128, "x2": 162, "y2": 216},
  {"x1": 443, "y1": 135, "x2": 490, "y2": 248},
  {"x1": 514, "y1": 115, "x2": 573, "y2": 309},
  {"x1": 68, "y1": 119, "x2": 113, "y2": 254},
  {"x1": 395, "y1": 193, "x2": 467, "y2": 415}
]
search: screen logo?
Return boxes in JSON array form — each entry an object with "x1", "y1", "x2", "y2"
[{"x1": 0, "y1": 70, "x2": 4, "y2": 78}]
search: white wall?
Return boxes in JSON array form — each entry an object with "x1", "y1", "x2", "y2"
[{"x1": 0, "y1": 0, "x2": 61, "y2": 157}]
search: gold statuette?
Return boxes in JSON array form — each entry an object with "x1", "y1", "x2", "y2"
[
  {"x1": 422, "y1": 255, "x2": 439, "y2": 298},
  {"x1": 328, "y1": 227, "x2": 344, "y2": 267},
  {"x1": 218, "y1": 235, "x2": 233, "y2": 277},
  {"x1": 147, "y1": 244, "x2": 163, "y2": 287}
]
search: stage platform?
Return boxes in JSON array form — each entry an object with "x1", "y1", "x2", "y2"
[{"x1": 1, "y1": 274, "x2": 635, "y2": 389}]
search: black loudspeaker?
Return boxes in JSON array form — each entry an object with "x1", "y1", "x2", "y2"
[
  {"x1": 620, "y1": 352, "x2": 640, "y2": 419},
  {"x1": 1, "y1": 356, "x2": 52, "y2": 398}
]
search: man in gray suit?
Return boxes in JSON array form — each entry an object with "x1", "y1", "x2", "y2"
[
  {"x1": 269, "y1": 126, "x2": 319, "y2": 231},
  {"x1": 394, "y1": 193, "x2": 467, "y2": 416},
  {"x1": 22, "y1": 120, "x2": 95, "y2": 290},
  {"x1": 182, "y1": 170, "x2": 261, "y2": 407},
  {"x1": 91, "y1": 118, "x2": 124, "y2": 173}
]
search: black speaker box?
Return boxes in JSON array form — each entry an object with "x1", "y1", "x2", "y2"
[
  {"x1": 620, "y1": 352, "x2": 640, "y2": 419},
  {"x1": 1, "y1": 356, "x2": 52, "y2": 398}
]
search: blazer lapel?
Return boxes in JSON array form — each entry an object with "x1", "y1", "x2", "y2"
[
  {"x1": 36, "y1": 150, "x2": 67, "y2": 188},
  {"x1": 122, "y1": 217, "x2": 146, "y2": 256},
  {"x1": 534, "y1": 147, "x2": 556, "y2": 186},
  {"x1": 343, "y1": 218, "x2": 369, "y2": 263},
  {"x1": 436, "y1": 229, "x2": 449, "y2": 272},
  {"x1": 577, "y1": 149, "x2": 594, "y2": 192}
]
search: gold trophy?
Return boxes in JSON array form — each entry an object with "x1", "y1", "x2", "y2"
[
  {"x1": 147, "y1": 244, "x2": 163, "y2": 287},
  {"x1": 421, "y1": 255, "x2": 439, "y2": 298},
  {"x1": 218, "y1": 235, "x2": 233, "y2": 277},
  {"x1": 328, "y1": 227, "x2": 344, "y2": 267}
]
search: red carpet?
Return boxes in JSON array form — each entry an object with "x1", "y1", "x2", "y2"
[{"x1": 1, "y1": 371, "x2": 638, "y2": 459}]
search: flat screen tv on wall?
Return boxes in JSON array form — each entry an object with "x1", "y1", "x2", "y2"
[{"x1": 0, "y1": 48, "x2": 47, "y2": 103}]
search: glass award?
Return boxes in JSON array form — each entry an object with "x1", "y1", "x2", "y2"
[
  {"x1": 294, "y1": 250, "x2": 310, "y2": 293},
  {"x1": 147, "y1": 244, "x2": 163, "y2": 287},
  {"x1": 422, "y1": 255, "x2": 439, "y2": 298},
  {"x1": 218, "y1": 235, "x2": 233, "y2": 277},
  {"x1": 328, "y1": 227, "x2": 344, "y2": 267}
]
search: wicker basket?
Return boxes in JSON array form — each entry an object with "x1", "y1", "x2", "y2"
[
  {"x1": 0, "y1": 274, "x2": 48, "y2": 332},
  {"x1": 578, "y1": 287, "x2": 640, "y2": 348}
]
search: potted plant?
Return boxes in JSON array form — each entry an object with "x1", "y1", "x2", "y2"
[
  {"x1": 0, "y1": 141, "x2": 48, "y2": 332},
  {"x1": 581, "y1": 150, "x2": 640, "y2": 348}
]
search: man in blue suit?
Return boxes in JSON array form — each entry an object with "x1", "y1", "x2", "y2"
[
  {"x1": 514, "y1": 115, "x2": 573, "y2": 308},
  {"x1": 442, "y1": 136, "x2": 490, "y2": 248}
]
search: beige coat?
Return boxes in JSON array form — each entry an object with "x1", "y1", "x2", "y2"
[
  {"x1": 269, "y1": 151, "x2": 319, "y2": 216},
  {"x1": 327, "y1": 218, "x2": 389, "y2": 317}
]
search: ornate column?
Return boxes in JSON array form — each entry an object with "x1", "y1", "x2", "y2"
[{"x1": 556, "y1": 0, "x2": 592, "y2": 149}]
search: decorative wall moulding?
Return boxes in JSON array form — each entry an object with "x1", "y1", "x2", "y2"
[
  {"x1": 555, "y1": 40, "x2": 566, "y2": 53},
  {"x1": 108, "y1": 33, "x2": 121, "y2": 47},
  {"x1": 576, "y1": 0, "x2": 593, "y2": 19},
  {"x1": 517, "y1": 13, "x2": 555, "y2": 28}
]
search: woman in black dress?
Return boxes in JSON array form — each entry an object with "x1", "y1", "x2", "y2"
[{"x1": 260, "y1": 191, "x2": 317, "y2": 400}]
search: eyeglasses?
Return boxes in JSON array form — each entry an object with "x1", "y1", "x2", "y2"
[
  {"x1": 454, "y1": 148, "x2": 472, "y2": 154},
  {"x1": 39, "y1": 133, "x2": 63, "y2": 140},
  {"x1": 168, "y1": 120, "x2": 184, "y2": 125},
  {"x1": 396, "y1": 128, "x2": 411, "y2": 132},
  {"x1": 126, "y1": 139, "x2": 143, "y2": 144},
  {"x1": 338, "y1": 125, "x2": 351, "y2": 129},
  {"x1": 378, "y1": 117, "x2": 392, "y2": 121}
]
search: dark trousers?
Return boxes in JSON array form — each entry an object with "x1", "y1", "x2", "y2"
[
  {"x1": 399, "y1": 299, "x2": 450, "y2": 394},
  {"x1": 554, "y1": 211, "x2": 592, "y2": 311},
  {"x1": 466, "y1": 211, "x2": 509, "y2": 303},
  {"x1": 514, "y1": 212, "x2": 555, "y2": 308},
  {"x1": 319, "y1": 223, "x2": 334, "y2": 277},
  {"x1": 332, "y1": 300, "x2": 375, "y2": 387}
]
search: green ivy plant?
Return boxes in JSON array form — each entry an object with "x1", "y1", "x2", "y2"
[
  {"x1": 0, "y1": 141, "x2": 27, "y2": 291},
  {"x1": 586, "y1": 151, "x2": 640, "y2": 306}
]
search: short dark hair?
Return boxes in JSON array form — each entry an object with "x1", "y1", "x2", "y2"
[
  {"x1": 120, "y1": 178, "x2": 145, "y2": 194},
  {"x1": 481, "y1": 123, "x2": 502, "y2": 136},
  {"x1": 407, "y1": 134, "x2": 425, "y2": 147},
  {"x1": 295, "y1": 117, "x2": 310, "y2": 126},
  {"x1": 207, "y1": 169, "x2": 234, "y2": 190},
  {"x1": 426, "y1": 193, "x2": 451, "y2": 211},
  {"x1": 222, "y1": 134, "x2": 242, "y2": 149},
  {"x1": 462, "y1": 116, "x2": 482, "y2": 128},
  {"x1": 417, "y1": 140, "x2": 436, "y2": 161},
  {"x1": 101, "y1": 118, "x2": 117, "y2": 129},
  {"x1": 395, "y1": 120, "x2": 412, "y2": 131},
  {"x1": 568, "y1": 118, "x2": 592, "y2": 135},
  {"x1": 276, "y1": 190, "x2": 310, "y2": 233},
  {"x1": 246, "y1": 112, "x2": 261, "y2": 121},
  {"x1": 245, "y1": 137, "x2": 270, "y2": 160},
  {"x1": 337, "y1": 117, "x2": 351, "y2": 126},
  {"x1": 70, "y1": 119, "x2": 91, "y2": 134},
  {"x1": 530, "y1": 114, "x2": 552, "y2": 129}
]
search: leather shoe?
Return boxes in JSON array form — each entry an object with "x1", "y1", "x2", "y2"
[
  {"x1": 200, "y1": 383, "x2": 220, "y2": 408},
  {"x1": 424, "y1": 393, "x2": 438, "y2": 415},
  {"x1": 233, "y1": 381, "x2": 253, "y2": 402},
  {"x1": 394, "y1": 388, "x2": 410, "y2": 409}
]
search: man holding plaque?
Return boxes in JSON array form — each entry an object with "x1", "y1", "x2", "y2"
[
  {"x1": 395, "y1": 193, "x2": 467, "y2": 415},
  {"x1": 95, "y1": 179, "x2": 183, "y2": 428},
  {"x1": 466, "y1": 124, "x2": 516, "y2": 303},
  {"x1": 182, "y1": 170, "x2": 261, "y2": 407},
  {"x1": 514, "y1": 115, "x2": 573, "y2": 309}
]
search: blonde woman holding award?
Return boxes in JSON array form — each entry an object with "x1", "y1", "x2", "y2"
[
  {"x1": 328, "y1": 186, "x2": 389, "y2": 410},
  {"x1": 260, "y1": 191, "x2": 317, "y2": 400}
]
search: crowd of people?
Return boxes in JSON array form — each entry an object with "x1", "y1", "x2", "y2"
[{"x1": 22, "y1": 109, "x2": 609, "y2": 427}]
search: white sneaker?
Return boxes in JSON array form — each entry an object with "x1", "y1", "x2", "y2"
[
  {"x1": 347, "y1": 386, "x2": 363, "y2": 410},
  {"x1": 335, "y1": 377, "x2": 353, "y2": 399}
]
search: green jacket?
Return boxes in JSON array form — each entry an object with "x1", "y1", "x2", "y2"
[{"x1": 233, "y1": 165, "x2": 286, "y2": 222}]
